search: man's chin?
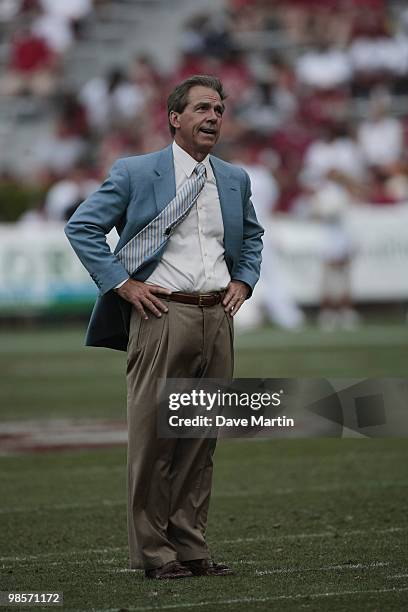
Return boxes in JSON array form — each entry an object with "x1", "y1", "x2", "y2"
[{"x1": 196, "y1": 134, "x2": 218, "y2": 151}]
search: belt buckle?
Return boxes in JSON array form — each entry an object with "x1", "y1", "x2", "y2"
[{"x1": 198, "y1": 294, "x2": 205, "y2": 307}]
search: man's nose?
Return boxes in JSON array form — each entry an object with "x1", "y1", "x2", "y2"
[{"x1": 207, "y1": 108, "x2": 218, "y2": 122}]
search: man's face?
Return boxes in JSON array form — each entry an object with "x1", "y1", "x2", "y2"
[{"x1": 170, "y1": 86, "x2": 225, "y2": 160}]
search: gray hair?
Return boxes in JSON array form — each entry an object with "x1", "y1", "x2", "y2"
[{"x1": 167, "y1": 75, "x2": 226, "y2": 136}]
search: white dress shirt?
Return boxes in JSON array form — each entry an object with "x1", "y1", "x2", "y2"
[{"x1": 145, "y1": 141, "x2": 230, "y2": 292}]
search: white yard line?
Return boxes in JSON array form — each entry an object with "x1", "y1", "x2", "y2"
[
  {"x1": 388, "y1": 573, "x2": 408, "y2": 579},
  {"x1": 0, "y1": 500, "x2": 125, "y2": 514},
  {"x1": 256, "y1": 560, "x2": 389, "y2": 575},
  {"x1": 106, "y1": 561, "x2": 390, "y2": 575},
  {"x1": 0, "y1": 527, "x2": 405, "y2": 564},
  {"x1": 219, "y1": 526, "x2": 406, "y2": 544},
  {"x1": 0, "y1": 466, "x2": 126, "y2": 477},
  {"x1": 47, "y1": 559, "x2": 119, "y2": 567},
  {"x1": 0, "y1": 547, "x2": 126, "y2": 563}
]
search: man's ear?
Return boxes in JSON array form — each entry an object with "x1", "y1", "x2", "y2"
[{"x1": 169, "y1": 111, "x2": 180, "y2": 131}]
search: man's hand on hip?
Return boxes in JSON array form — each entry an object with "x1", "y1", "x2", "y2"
[
  {"x1": 115, "y1": 279, "x2": 171, "y2": 319},
  {"x1": 222, "y1": 280, "x2": 250, "y2": 316}
]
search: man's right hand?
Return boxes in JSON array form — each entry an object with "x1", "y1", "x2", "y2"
[{"x1": 115, "y1": 279, "x2": 171, "y2": 319}]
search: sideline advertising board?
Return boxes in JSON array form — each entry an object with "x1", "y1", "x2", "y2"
[{"x1": 0, "y1": 204, "x2": 407, "y2": 313}]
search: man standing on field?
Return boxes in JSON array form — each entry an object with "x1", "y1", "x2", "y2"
[{"x1": 65, "y1": 75, "x2": 263, "y2": 579}]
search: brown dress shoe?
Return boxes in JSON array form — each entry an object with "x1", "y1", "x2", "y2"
[
  {"x1": 183, "y1": 559, "x2": 234, "y2": 576},
  {"x1": 145, "y1": 561, "x2": 193, "y2": 580}
]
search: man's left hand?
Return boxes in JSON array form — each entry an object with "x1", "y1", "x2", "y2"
[{"x1": 222, "y1": 280, "x2": 250, "y2": 316}]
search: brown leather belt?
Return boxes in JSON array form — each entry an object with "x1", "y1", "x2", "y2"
[{"x1": 167, "y1": 291, "x2": 225, "y2": 307}]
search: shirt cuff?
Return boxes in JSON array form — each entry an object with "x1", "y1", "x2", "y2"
[{"x1": 114, "y1": 278, "x2": 129, "y2": 290}]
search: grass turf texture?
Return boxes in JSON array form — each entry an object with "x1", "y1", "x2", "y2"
[
  {"x1": 0, "y1": 325, "x2": 407, "y2": 611},
  {"x1": 1, "y1": 324, "x2": 408, "y2": 421},
  {"x1": 0, "y1": 441, "x2": 407, "y2": 611}
]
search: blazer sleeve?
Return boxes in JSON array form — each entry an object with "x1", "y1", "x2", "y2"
[
  {"x1": 64, "y1": 159, "x2": 131, "y2": 295},
  {"x1": 231, "y1": 170, "x2": 264, "y2": 296}
]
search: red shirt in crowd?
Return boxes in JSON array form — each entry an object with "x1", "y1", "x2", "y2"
[{"x1": 10, "y1": 33, "x2": 55, "y2": 73}]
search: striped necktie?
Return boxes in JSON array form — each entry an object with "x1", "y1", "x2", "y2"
[{"x1": 117, "y1": 162, "x2": 206, "y2": 276}]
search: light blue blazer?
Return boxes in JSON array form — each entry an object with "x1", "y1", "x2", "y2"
[{"x1": 65, "y1": 144, "x2": 264, "y2": 350}]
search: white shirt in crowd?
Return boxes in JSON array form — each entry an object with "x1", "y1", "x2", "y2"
[
  {"x1": 44, "y1": 178, "x2": 99, "y2": 221},
  {"x1": 40, "y1": 0, "x2": 92, "y2": 21},
  {"x1": 146, "y1": 141, "x2": 231, "y2": 292},
  {"x1": 296, "y1": 47, "x2": 352, "y2": 89},
  {"x1": 236, "y1": 162, "x2": 278, "y2": 225},
  {"x1": 79, "y1": 77, "x2": 146, "y2": 131},
  {"x1": 349, "y1": 36, "x2": 408, "y2": 76},
  {"x1": 302, "y1": 137, "x2": 366, "y2": 184},
  {"x1": 32, "y1": 13, "x2": 73, "y2": 54},
  {"x1": 358, "y1": 116, "x2": 403, "y2": 167}
]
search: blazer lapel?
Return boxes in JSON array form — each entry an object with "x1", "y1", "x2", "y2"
[
  {"x1": 210, "y1": 156, "x2": 241, "y2": 260},
  {"x1": 153, "y1": 144, "x2": 176, "y2": 212}
]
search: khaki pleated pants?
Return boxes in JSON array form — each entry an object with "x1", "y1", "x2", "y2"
[{"x1": 126, "y1": 299, "x2": 234, "y2": 570}]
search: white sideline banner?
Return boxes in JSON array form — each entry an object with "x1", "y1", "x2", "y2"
[
  {"x1": 0, "y1": 223, "x2": 96, "y2": 311},
  {"x1": 0, "y1": 204, "x2": 407, "y2": 311},
  {"x1": 0, "y1": 224, "x2": 118, "y2": 312},
  {"x1": 268, "y1": 204, "x2": 408, "y2": 303}
]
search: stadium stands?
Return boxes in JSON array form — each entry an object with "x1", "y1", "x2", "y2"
[{"x1": 1, "y1": 0, "x2": 408, "y2": 327}]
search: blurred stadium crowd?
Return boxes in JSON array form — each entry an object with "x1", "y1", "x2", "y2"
[
  {"x1": 1, "y1": 0, "x2": 407, "y2": 222},
  {"x1": 0, "y1": 0, "x2": 407, "y2": 329}
]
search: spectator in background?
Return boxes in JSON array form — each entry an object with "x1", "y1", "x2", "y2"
[
  {"x1": 207, "y1": 49, "x2": 253, "y2": 104},
  {"x1": 178, "y1": 13, "x2": 208, "y2": 58},
  {"x1": 32, "y1": 5, "x2": 74, "y2": 54},
  {"x1": 172, "y1": 49, "x2": 209, "y2": 86},
  {"x1": 310, "y1": 173, "x2": 359, "y2": 331},
  {"x1": 79, "y1": 68, "x2": 147, "y2": 134},
  {"x1": 39, "y1": 0, "x2": 92, "y2": 20},
  {"x1": 1, "y1": 24, "x2": 58, "y2": 97},
  {"x1": 2, "y1": 0, "x2": 408, "y2": 227},
  {"x1": 296, "y1": 40, "x2": 352, "y2": 90},
  {"x1": 302, "y1": 122, "x2": 366, "y2": 188},
  {"x1": 39, "y1": 0, "x2": 93, "y2": 36},
  {"x1": 57, "y1": 91, "x2": 90, "y2": 139},
  {"x1": 384, "y1": 161, "x2": 408, "y2": 203},
  {"x1": 237, "y1": 56, "x2": 298, "y2": 134},
  {"x1": 358, "y1": 91, "x2": 404, "y2": 169},
  {"x1": 228, "y1": 0, "x2": 265, "y2": 35},
  {"x1": 36, "y1": 113, "x2": 88, "y2": 181},
  {"x1": 98, "y1": 127, "x2": 142, "y2": 177},
  {"x1": 43, "y1": 162, "x2": 99, "y2": 222},
  {"x1": 202, "y1": 11, "x2": 233, "y2": 60},
  {"x1": 232, "y1": 141, "x2": 304, "y2": 331},
  {"x1": 0, "y1": 0, "x2": 22, "y2": 23},
  {"x1": 128, "y1": 54, "x2": 162, "y2": 97}
]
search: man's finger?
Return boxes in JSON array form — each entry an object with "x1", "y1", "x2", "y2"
[
  {"x1": 147, "y1": 284, "x2": 172, "y2": 295},
  {"x1": 141, "y1": 296, "x2": 163, "y2": 318},
  {"x1": 222, "y1": 290, "x2": 234, "y2": 308},
  {"x1": 149, "y1": 294, "x2": 169, "y2": 313},
  {"x1": 230, "y1": 304, "x2": 242, "y2": 316},
  {"x1": 133, "y1": 300, "x2": 148, "y2": 320},
  {"x1": 224, "y1": 291, "x2": 241, "y2": 311},
  {"x1": 228, "y1": 293, "x2": 246, "y2": 313},
  {"x1": 230, "y1": 296, "x2": 246, "y2": 315}
]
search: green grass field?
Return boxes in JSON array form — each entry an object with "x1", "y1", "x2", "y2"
[{"x1": 0, "y1": 324, "x2": 407, "y2": 611}]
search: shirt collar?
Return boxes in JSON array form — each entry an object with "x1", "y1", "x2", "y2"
[{"x1": 172, "y1": 141, "x2": 211, "y2": 178}]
